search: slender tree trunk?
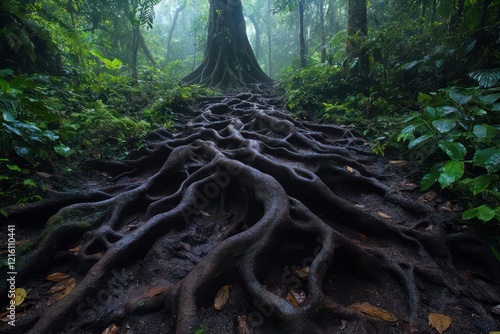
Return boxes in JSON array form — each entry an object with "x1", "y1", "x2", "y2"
[
  {"x1": 319, "y1": 0, "x2": 326, "y2": 63},
  {"x1": 346, "y1": 0, "x2": 368, "y2": 74},
  {"x1": 182, "y1": 0, "x2": 271, "y2": 88},
  {"x1": 448, "y1": 0, "x2": 465, "y2": 31},
  {"x1": 267, "y1": 0, "x2": 272, "y2": 77},
  {"x1": 166, "y1": 3, "x2": 186, "y2": 62},
  {"x1": 478, "y1": 0, "x2": 493, "y2": 31},
  {"x1": 138, "y1": 30, "x2": 156, "y2": 65},
  {"x1": 298, "y1": 0, "x2": 306, "y2": 68},
  {"x1": 248, "y1": 14, "x2": 262, "y2": 60},
  {"x1": 131, "y1": 26, "x2": 140, "y2": 79}
]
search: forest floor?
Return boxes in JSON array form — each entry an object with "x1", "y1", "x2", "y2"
[{"x1": 1, "y1": 87, "x2": 499, "y2": 334}]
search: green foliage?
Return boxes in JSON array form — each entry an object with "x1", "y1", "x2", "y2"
[
  {"x1": 399, "y1": 85, "x2": 500, "y2": 224},
  {"x1": 0, "y1": 65, "x2": 210, "y2": 207},
  {"x1": 90, "y1": 50, "x2": 124, "y2": 71}
]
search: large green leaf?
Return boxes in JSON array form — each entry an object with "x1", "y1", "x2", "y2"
[
  {"x1": 474, "y1": 147, "x2": 500, "y2": 173},
  {"x1": 0, "y1": 78, "x2": 11, "y2": 93},
  {"x1": 14, "y1": 146, "x2": 37, "y2": 165},
  {"x1": 432, "y1": 119, "x2": 456, "y2": 133},
  {"x1": 438, "y1": 141, "x2": 466, "y2": 160},
  {"x1": 438, "y1": 161, "x2": 464, "y2": 188},
  {"x1": 408, "y1": 133, "x2": 433, "y2": 149},
  {"x1": 54, "y1": 144, "x2": 73, "y2": 157},
  {"x1": 421, "y1": 168, "x2": 440, "y2": 191},
  {"x1": 466, "y1": 175, "x2": 491, "y2": 196},
  {"x1": 449, "y1": 88, "x2": 472, "y2": 105},
  {"x1": 475, "y1": 205, "x2": 496, "y2": 222},
  {"x1": 473, "y1": 124, "x2": 497, "y2": 143}
]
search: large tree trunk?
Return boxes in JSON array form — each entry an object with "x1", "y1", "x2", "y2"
[
  {"x1": 182, "y1": 0, "x2": 272, "y2": 88},
  {"x1": 346, "y1": 0, "x2": 368, "y2": 75}
]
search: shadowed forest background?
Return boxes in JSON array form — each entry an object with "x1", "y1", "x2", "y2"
[{"x1": 1, "y1": 0, "x2": 500, "y2": 333}]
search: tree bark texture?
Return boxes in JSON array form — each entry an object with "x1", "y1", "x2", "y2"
[
  {"x1": 182, "y1": 0, "x2": 272, "y2": 88},
  {"x1": 346, "y1": 0, "x2": 369, "y2": 74}
]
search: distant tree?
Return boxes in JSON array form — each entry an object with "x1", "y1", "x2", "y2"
[
  {"x1": 345, "y1": 0, "x2": 368, "y2": 74},
  {"x1": 182, "y1": 0, "x2": 272, "y2": 88},
  {"x1": 166, "y1": 1, "x2": 186, "y2": 62}
]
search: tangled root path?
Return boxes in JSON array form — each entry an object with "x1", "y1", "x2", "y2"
[{"x1": 2, "y1": 87, "x2": 499, "y2": 334}]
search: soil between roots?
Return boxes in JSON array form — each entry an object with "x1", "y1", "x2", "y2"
[{"x1": 1, "y1": 86, "x2": 499, "y2": 334}]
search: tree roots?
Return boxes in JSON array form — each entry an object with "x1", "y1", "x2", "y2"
[{"x1": 1, "y1": 86, "x2": 499, "y2": 334}]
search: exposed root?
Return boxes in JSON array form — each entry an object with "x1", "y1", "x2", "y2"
[{"x1": 1, "y1": 87, "x2": 499, "y2": 334}]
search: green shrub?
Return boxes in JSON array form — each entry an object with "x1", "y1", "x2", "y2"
[{"x1": 398, "y1": 85, "x2": 500, "y2": 224}]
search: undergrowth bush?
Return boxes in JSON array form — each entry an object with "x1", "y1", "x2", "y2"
[
  {"x1": 399, "y1": 85, "x2": 500, "y2": 225},
  {"x1": 0, "y1": 67, "x2": 216, "y2": 208}
]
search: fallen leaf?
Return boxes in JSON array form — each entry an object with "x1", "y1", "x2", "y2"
[
  {"x1": 389, "y1": 160, "x2": 406, "y2": 164},
  {"x1": 35, "y1": 171, "x2": 52, "y2": 179},
  {"x1": 401, "y1": 321, "x2": 420, "y2": 334},
  {"x1": 346, "y1": 166, "x2": 355, "y2": 173},
  {"x1": 287, "y1": 289, "x2": 306, "y2": 307},
  {"x1": 214, "y1": 285, "x2": 230, "y2": 311},
  {"x1": 357, "y1": 233, "x2": 369, "y2": 242},
  {"x1": 294, "y1": 266, "x2": 309, "y2": 278},
  {"x1": 340, "y1": 319, "x2": 348, "y2": 330},
  {"x1": 46, "y1": 272, "x2": 70, "y2": 282},
  {"x1": 350, "y1": 302, "x2": 398, "y2": 322},
  {"x1": 428, "y1": 313, "x2": 452, "y2": 333},
  {"x1": 48, "y1": 277, "x2": 75, "y2": 293},
  {"x1": 233, "y1": 315, "x2": 251, "y2": 334},
  {"x1": 101, "y1": 323, "x2": 119, "y2": 334},
  {"x1": 47, "y1": 278, "x2": 76, "y2": 306},
  {"x1": 377, "y1": 211, "x2": 392, "y2": 219},
  {"x1": 145, "y1": 286, "x2": 168, "y2": 298},
  {"x1": 69, "y1": 245, "x2": 82, "y2": 253},
  {"x1": 419, "y1": 191, "x2": 438, "y2": 203},
  {"x1": 14, "y1": 288, "x2": 27, "y2": 306},
  {"x1": 438, "y1": 201, "x2": 453, "y2": 212}
]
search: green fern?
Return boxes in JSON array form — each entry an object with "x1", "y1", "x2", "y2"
[
  {"x1": 468, "y1": 68, "x2": 500, "y2": 88},
  {"x1": 138, "y1": 0, "x2": 161, "y2": 30}
]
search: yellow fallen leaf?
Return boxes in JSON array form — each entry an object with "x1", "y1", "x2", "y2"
[
  {"x1": 145, "y1": 286, "x2": 168, "y2": 298},
  {"x1": 428, "y1": 313, "x2": 452, "y2": 333},
  {"x1": 69, "y1": 245, "x2": 82, "y2": 253},
  {"x1": 101, "y1": 323, "x2": 119, "y2": 334},
  {"x1": 377, "y1": 211, "x2": 392, "y2": 219},
  {"x1": 46, "y1": 272, "x2": 70, "y2": 282},
  {"x1": 294, "y1": 266, "x2": 309, "y2": 278},
  {"x1": 213, "y1": 285, "x2": 230, "y2": 311},
  {"x1": 350, "y1": 302, "x2": 398, "y2": 322},
  {"x1": 48, "y1": 277, "x2": 75, "y2": 293},
  {"x1": 48, "y1": 278, "x2": 76, "y2": 306},
  {"x1": 14, "y1": 288, "x2": 27, "y2": 306},
  {"x1": 389, "y1": 160, "x2": 406, "y2": 164},
  {"x1": 346, "y1": 166, "x2": 355, "y2": 173}
]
